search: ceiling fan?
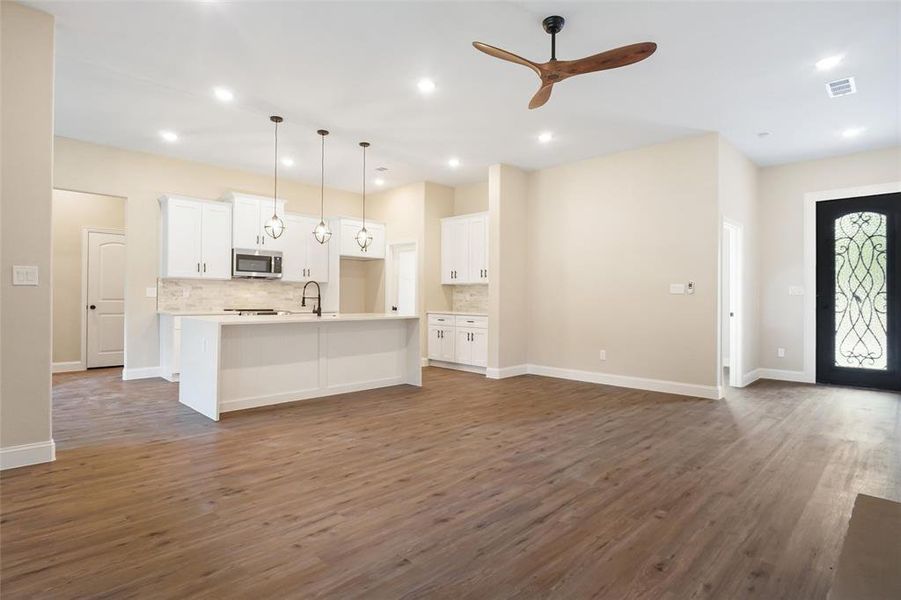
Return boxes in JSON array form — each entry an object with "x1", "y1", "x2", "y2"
[{"x1": 473, "y1": 15, "x2": 657, "y2": 109}]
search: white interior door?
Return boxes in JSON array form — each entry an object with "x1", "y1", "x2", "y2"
[
  {"x1": 87, "y1": 231, "x2": 125, "y2": 368},
  {"x1": 393, "y1": 246, "x2": 417, "y2": 315}
]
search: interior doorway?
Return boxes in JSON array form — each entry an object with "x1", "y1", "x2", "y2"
[
  {"x1": 386, "y1": 242, "x2": 418, "y2": 316},
  {"x1": 85, "y1": 230, "x2": 126, "y2": 368},
  {"x1": 722, "y1": 220, "x2": 743, "y2": 388}
]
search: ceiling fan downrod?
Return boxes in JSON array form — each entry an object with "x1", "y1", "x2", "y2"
[{"x1": 542, "y1": 15, "x2": 565, "y2": 61}]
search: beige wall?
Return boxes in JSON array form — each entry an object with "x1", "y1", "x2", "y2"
[
  {"x1": 758, "y1": 145, "x2": 901, "y2": 372},
  {"x1": 53, "y1": 137, "x2": 362, "y2": 372},
  {"x1": 717, "y1": 138, "x2": 760, "y2": 383},
  {"x1": 52, "y1": 190, "x2": 125, "y2": 364},
  {"x1": 525, "y1": 134, "x2": 720, "y2": 386},
  {"x1": 1, "y1": 2, "x2": 55, "y2": 453},
  {"x1": 489, "y1": 164, "x2": 529, "y2": 371},
  {"x1": 454, "y1": 180, "x2": 488, "y2": 215},
  {"x1": 423, "y1": 183, "x2": 455, "y2": 316}
]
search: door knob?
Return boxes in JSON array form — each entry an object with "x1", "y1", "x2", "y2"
[{"x1": 89, "y1": 305, "x2": 96, "y2": 310}]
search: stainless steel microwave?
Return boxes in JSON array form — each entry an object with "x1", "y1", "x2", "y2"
[{"x1": 232, "y1": 249, "x2": 282, "y2": 279}]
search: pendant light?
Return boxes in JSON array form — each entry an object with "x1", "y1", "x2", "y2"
[
  {"x1": 312, "y1": 129, "x2": 332, "y2": 244},
  {"x1": 263, "y1": 115, "x2": 286, "y2": 240},
  {"x1": 355, "y1": 141, "x2": 373, "y2": 250}
]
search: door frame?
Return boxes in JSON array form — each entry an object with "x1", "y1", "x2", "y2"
[
  {"x1": 81, "y1": 227, "x2": 126, "y2": 370},
  {"x1": 803, "y1": 182, "x2": 901, "y2": 383},
  {"x1": 384, "y1": 241, "x2": 418, "y2": 315},
  {"x1": 721, "y1": 218, "x2": 743, "y2": 389}
]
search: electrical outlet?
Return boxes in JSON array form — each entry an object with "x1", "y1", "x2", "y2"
[
  {"x1": 777, "y1": 347, "x2": 786, "y2": 358},
  {"x1": 599, "y1": 349, "x2": 607, "y2": 361}
]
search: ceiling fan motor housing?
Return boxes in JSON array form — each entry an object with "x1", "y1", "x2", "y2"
[{"x1": 542, "y1": 15, "x2": 565, "y2": 35}]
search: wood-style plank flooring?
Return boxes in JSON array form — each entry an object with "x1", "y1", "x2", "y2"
[{"x1": 2, "y1": 367, "x2": 899, "y2": 599}]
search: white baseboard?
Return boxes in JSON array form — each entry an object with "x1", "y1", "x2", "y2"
[
  {"x1": 122, "y1": 366, "x2": 162, "y2": 381},
  {"x1": 742, "y1": 369, "x2": 761, "y2": 386},
  {"x1": 52, "y1": 361, "x2": 84, "y2": 373},
  {"x1": 757, "y1": 368, "x2": 813, "y2": 383},
  {"x1": 219, "y1": 376, "x2": 408, "y2": 413},
  {"x1": 421, "y1": 357, "x2": 430, "y2": 367},
  {"x1": 427, "y1": 360, "x2": 487, "y2": 375},
  {"x1": 486, "y1": 364, "x2": 528, "y2": 379},
  {"x1": 0, "y1": 439, "x2": 56, "y2": 470},
  {"x1": 526, "y1": 364, "x2": 722, "y2": 400}
]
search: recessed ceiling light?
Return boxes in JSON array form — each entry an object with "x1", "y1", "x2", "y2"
[
  {"x1": 538, "y1": 131, "x2": 553, "y2": 143},
  {"x1": 815, "y1": 55, "x2": 843, "y2": 71},
  {"x1": 841, "y1": 126, "x2": 865, "y2": 139},
  {"x1": 374, "y1": 178, "x2": 385, "y2": 186},
  {"x1": 417, "y1": 78, "x2": 436, "y2": 95},
  {"x1": 213, "y1": 86, "x2": 234, "y2": 102},
  {"x1": 281, "y1": 157, "x2": 295, "y2": 167},
  {"x1": 447, "y1": 157, "x2": 461, "y2": 168},
  {"x1": 159, "y1": 130, "x2": 178, "y2": 142}
]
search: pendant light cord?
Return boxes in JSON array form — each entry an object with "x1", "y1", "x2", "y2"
[
  {"x1": 320, "y1": 133, "x2": 325, "y2": 219},
  {"x1": 361, "y1": 144, "x2": 366, "y2": 227},
  {"x1": 272, "y1": 119, "x2": 279, "y2": 215}
]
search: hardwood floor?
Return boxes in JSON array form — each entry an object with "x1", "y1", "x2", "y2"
[{"x1": 2, "y1": 367, "x2": 899, "y2": 599}]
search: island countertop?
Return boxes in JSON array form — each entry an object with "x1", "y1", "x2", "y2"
[{"x1": 182, "y1": 312, "x2": 419, "y2": 326}]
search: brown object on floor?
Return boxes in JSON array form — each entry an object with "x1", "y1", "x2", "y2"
[
  {"x1": 1, "y1": 367, "x2": 900, "y2": 598},
  {"x1": 828, "y1": 494, "x2": 901, "y2": 600}
]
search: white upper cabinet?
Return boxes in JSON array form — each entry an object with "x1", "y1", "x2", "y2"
[
  {"x1": 336, "y1": 218, "x2": 386, "y2": 260},
  {"x1": 441, "y1": 212, "x2": 488, "y2": 284},
  {"x1": 160, "y1": 195, "x2": 232, "y2": 280},
  {"x1": 282, "y1": 213, "x2": 330, "y2": 283},
  {"x1": 223, "y1": 192, "x2": 286, "y2": 251}
]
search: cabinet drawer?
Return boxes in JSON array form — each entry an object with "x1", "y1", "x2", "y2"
[
  {"x1": 428, "y1": 314, "x2": 455, "y2": 326},
  {"x1": 455, "y1": 315, "x2": 487, "y2": 329}
]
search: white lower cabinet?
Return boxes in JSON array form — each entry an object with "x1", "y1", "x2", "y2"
[{"x1": 427, "y1": 313, "x2": 487, "y2": 368}]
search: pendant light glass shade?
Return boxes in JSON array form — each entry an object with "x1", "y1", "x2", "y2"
[
  {"x1": 356, "y1": 141, "x2": 373, "y2": 250},
  {"x1": 313, "y1": 129, "x2": 332, "y2": 244},
  {"x1": 265, "y1": 115, "x2": 285, "y2": 240}
]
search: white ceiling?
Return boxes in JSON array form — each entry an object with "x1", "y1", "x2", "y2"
[{"x1": 29, "y1": 1, "x2": 900, "y2": 191}]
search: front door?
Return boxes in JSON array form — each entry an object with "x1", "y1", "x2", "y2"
[
  {"x1": 816, "y1": 193, "x2": 900, "y2": 390},
  {"x1": 86, "y1": 231, "x2": 125, "y2": 368}
]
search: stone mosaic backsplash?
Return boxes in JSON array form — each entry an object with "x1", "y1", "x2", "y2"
[
  {"x1": 157, "y1": 278, "x2": 314, "y2": 312},
  {"x1": 452, "y1": 284, "x2": 488, "y2": 313}
]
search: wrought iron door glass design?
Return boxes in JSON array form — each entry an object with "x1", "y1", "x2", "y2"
[{"x1": 833, "y1": 211, "x2": 887, "y2": 370}]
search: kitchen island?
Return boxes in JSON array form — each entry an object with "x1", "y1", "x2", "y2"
[{"x1": 178, "y1": 313, "x2": 420, "y2": 420}]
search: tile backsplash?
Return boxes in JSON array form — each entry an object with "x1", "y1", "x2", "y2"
[
  {"x1": 157, "y1": 278, "x2": 315, "y2": 312},
  {"x1": 452, "y1": 284, "x2": 488, "y2": 313}
]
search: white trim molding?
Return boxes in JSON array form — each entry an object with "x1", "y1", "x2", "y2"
[
  {"x1": 420, "y1": 357, "x2": 430, "y2": 367},
  {"x1": 742, "y1": 369, "x2": 761, "y2": 387},
  {"x1": 526, "y1": 364, "x2": 722, "y2": 400},
  {"x1": 486, "y1": 364, "x2": 528, "y2": 379},
  {"x1": 757, "y1": 368, "x2": 811, "y2": 383},
  {"x1": 122, "y1": 366, "x2": 162, "y2": 381},
  {"x1": 0, "y1": 439, "x2": 56, "y2": 470},
  {"x1": 803, "y1": 181, "x2": 901, "y2": 385},
  {"x1": 428, "y1": 360, "x2": 486, "y2": 375},
  {"x1": 52, "y1": 361, "x2": 85, "y2": 373}
]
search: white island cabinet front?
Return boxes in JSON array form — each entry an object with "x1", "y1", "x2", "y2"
[{"x1": 178, "y1": 314, "x2": 421, "y2": 420}]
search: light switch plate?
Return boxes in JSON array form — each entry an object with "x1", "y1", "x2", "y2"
[
  {"x1": 12, "y1": 265, "x2": 39, "y2": 286},
  {"x1": 777, "y1": 347, "x2": 786, "y2": 358},
  {"x1": 669, "y1": 283, "x2": 685, "y2": 294},
  {"x1": 788, "y1": 286, "x2": 804, "y2": 296}
]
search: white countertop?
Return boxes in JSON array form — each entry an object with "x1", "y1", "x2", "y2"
[
  {"x1": 426, "y1": 311, "x2": 487, "y2": 317},
  {"x1": 158, "y1": 310, "x2": 232, "y2": 316},
  {"x1": 182, "y1": 312, "x2": 419, "y2": 326}
]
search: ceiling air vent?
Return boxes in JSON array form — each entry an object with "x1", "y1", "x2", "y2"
[{"x1": 826, "y1": 77, "x2": 856, "y2": 98}]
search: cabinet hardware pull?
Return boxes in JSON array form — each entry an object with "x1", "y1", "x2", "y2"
[
  {"x1": 256, "y1": 235, "x2": 259, "y2": 245},
  {"x1": 196, "y1": 262, "x2": 200, "y2": 272},
  {"x1": 203, "y1": 263, "x2": 207, "y2": 273}
]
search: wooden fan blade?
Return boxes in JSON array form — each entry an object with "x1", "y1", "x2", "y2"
[
  {"x1": 472, "y1": 41, "x2": 542, "y2": 77},
  {"x1": 555, "y1": 42, "x2": 657, "y2": 77},
  {"x1": 528, "y1": 83, "x2": 554, "y2": 109}
]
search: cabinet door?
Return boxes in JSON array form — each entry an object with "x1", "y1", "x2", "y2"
[
  {"x1": 200, "y1": 203, "x2": 232, "y2": 279},
  {"x1": 281, "y1": 214, "x2": 308, "y2": 282},
  {"x1": 304, "y1": 218, "x2": 330, "y2": 282},
  {"x1": 441, "y1": 328, "x2": 456, "y2": 362},
  {"x1": 455, "y1": 328, "x2": 472, "y2": 364},
  {"x1": 340, "y1": 220, "x2": 365, "y2": 258},
  {"x1": 365, "y1": 223, "x2": 386, "y2": 259},
  {"x1": 427, "y1": 326, "x2": 442, "y2": 360},
  {"x1": 470, "y1": 329, "x2": 488, "y2": 367},
  {"x1": 441, "y1": 219, "x2": 455, "y2": 284},
  {"x1": 469, "y1": 215, "x2": 488, "y2": 283},
  {"x1": 232, "y1": 196, "x2": 260, "y2": 249},
  {"x1": 165, "y1": 199, "x2": 203, "y2": 278},
  {"x1": 442, "y1": 218, "x2": 469, "y2": 283}
]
